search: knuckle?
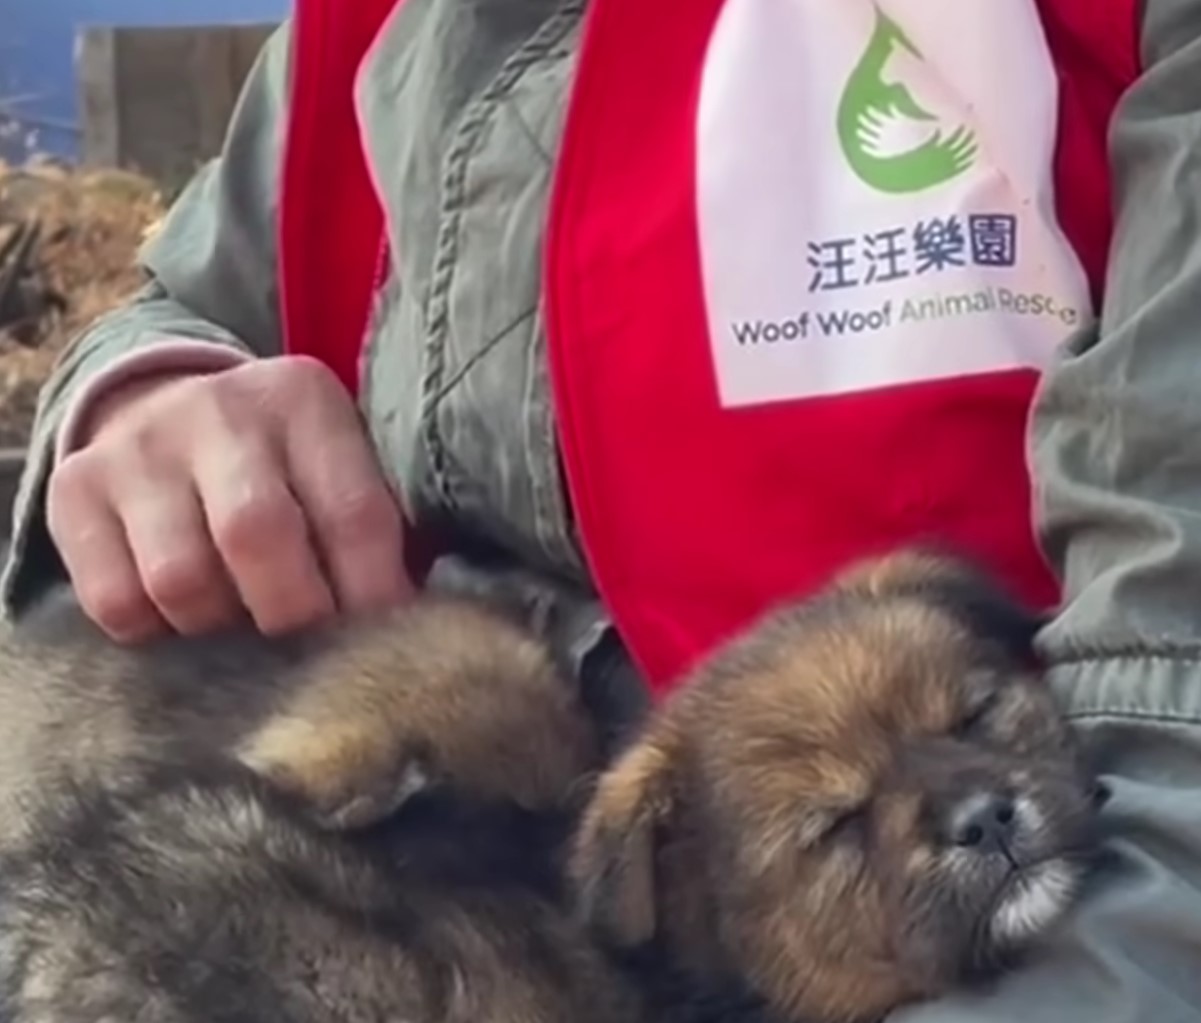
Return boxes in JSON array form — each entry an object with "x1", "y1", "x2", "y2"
[
  {"x1": 47, "y1": 469, "x2": 113, "y2": 556},
  {"x1": 48, "y1": 452, "x2": 101, "y2": 508},
  {"x1": 211, "y1": 489, "x2": 298, "y2": 556},
  {"x1": 315, "y1": 488, "x2": 398, "y2": 545},
  {"x1": 141, "y1": 550, "x2": 218, "y2": 610},
  {"x1": 51, "y1": 433, "x2": 179, "y2": 523},
  {"x1": 280, "y1": 354, "x2": 337, "y2": 390},
  {"x1": 78, "y1": 578, "x2": 153, "y2": 637},
  {"x1": 98, "y1": 385, "x2": 208, "y2": 454},
  {"x1": 255, "y1": 600, "x2": 332, "y2": 638},
  {"x1": 253, "y1": 355, "x2": 339, "y2": 405}
]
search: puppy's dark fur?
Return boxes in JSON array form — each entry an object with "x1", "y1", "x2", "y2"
[
  {"x1": 0, "y1": 587, "x2": 639, "y2": 1023},
  {"x1": 571, "y1": 548, "x2": 1106, "y2": 1023}
]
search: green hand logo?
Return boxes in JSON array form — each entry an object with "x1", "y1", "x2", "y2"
[{"x1": 837, "y1": 7, "x2": 976, "y2": 194}]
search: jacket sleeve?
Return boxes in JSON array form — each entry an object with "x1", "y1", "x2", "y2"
[
  {"x1": 0, "y1": 21, "x2": 293, "y2": 614},
  {"x1": 894, "y1": 2, "x2": 1201, "y2": 1021}
]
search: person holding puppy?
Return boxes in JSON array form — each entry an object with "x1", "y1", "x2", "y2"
[{"x1": 4, "y1": 0, "x2": 1201, "y2": 1020}]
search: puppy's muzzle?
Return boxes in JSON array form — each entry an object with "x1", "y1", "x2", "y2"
[{"x1": 945, "y1": 791, "x2": 1017, "y2": 856}]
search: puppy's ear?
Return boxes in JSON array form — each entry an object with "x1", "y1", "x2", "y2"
[
  {"x1": 836, "y1": 546, "x2": 1051, "y2": 665},
  {"x1": 569, "y1": 735, "x2": 677, "y2": 949},
  {"x1": 930, "y1": 571, "x2": 1049, "y2": 666}
]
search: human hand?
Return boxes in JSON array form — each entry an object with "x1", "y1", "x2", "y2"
[{"x1": 47, "y1": 355, "x2": 413, "y2": 642}]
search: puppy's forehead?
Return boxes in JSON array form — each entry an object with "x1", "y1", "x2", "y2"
[{"x1": 697, "y1": 598, "x2": 980, "y2": 751}]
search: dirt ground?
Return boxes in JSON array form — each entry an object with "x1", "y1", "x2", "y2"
[{"x1": 0, "y1": 161, "x2": 166, "y2": 448}]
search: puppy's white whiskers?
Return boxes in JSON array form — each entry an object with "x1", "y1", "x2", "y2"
[{"x1": 989, "y1": 859, "x2": 1080, "y2": 945}]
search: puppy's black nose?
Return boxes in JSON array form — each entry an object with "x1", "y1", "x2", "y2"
[{"x1": 948, "y1": 792, "x2": 1017, "y2": 852}]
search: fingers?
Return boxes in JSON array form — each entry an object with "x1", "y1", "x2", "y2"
[
  {"x1": 194, "y1": 433, "x2": 337, "y2": 635},
  {"x1": 281, "y1": 400, "x2": 411, "y2": 616},
  {"x1": 120, "y1": 480, "x2": 240, "y2": 636},
  {"x1": 47, "y1": 459, "x2": 166, "y2": 643},
  {"x1": 44, "y1": 355, "x2": 413, "y2": 644}
]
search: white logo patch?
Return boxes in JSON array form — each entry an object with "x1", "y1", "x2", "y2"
[{"x1": 694, "y1": 0, "x2": 1093, "y2": 408}]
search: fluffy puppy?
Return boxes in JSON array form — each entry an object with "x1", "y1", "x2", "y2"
[
  {"x1": 0, "y1": 585, "x2": 639, "y2": 1023},
  {"x1": 571, "y1": 548, "x2": 1107, "y2": 1023}
]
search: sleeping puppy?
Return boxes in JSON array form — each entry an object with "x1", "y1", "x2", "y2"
[
  {"x1": 0, "y1": 586, "x2": 639, "y2": 1023},
  {"x1": 570, "y1": 548, "x2": 1107, "y2": 1023}
]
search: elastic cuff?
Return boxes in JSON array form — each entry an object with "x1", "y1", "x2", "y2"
[
  {"x1": 53, "y1": 341, "x2": 253, "y2": 464},
  {"x1": 1049, "y1": 652, "x2": 1201, "y2": 725}
]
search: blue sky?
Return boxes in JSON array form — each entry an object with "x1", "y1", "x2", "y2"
[{"x1": 0, "y1": 0, "x2": 287, "y2": 158}]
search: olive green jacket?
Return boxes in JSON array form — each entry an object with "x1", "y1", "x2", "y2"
[{"x1": 7, "y1": 2, "x2": 1201, "y2": 1018}]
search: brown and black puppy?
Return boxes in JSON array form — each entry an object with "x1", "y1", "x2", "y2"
[
  {"x1": 571, "y1": 548, "x2": 1107, "y2": 1023},
  {"x1": 0, "y1": 585, "x2": 639, "y2": 1023}
]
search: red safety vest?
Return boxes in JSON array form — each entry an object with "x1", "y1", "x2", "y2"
[{"x1": 280, "y1": 0, "x2": 1141, "y2": 694}]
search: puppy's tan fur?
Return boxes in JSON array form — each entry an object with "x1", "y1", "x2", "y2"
[
  {"x1": 0, "y1": 586, "x2": 637, "y2": 1023},
  {"x1": 572, "y1": 549, "x2": 1104, "y2": 1023},
  {"x1": 0, "y1": 591, "x2": 597, "y2": 835},
  {"x1": 235, "y1": 597, "x2": 600, "y2": 829}
]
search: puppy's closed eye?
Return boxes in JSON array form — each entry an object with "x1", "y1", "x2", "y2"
[
  {"x1": 571, "y1": 549, "x2": 1103, "y2": 1023},
  {"x1": 797, "y1": 804, "x2": 868, "y2": 849},
  {"x1": 822, "y1": 804, "x2": 869, "y2": 843},
  {"x1": 951, "y1": 669, "x2": 1006, "y2": 737},
  {"x1": 955, "y1": 690, "x2": 1001, "y2": 737}
]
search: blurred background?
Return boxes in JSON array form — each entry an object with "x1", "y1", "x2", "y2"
[
  {"x1": 0, "y1": 1, "x2": 286, "y2": 482},
  {"x1": 0, "y1": 0, "x2": 286, "y2": 162}
]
